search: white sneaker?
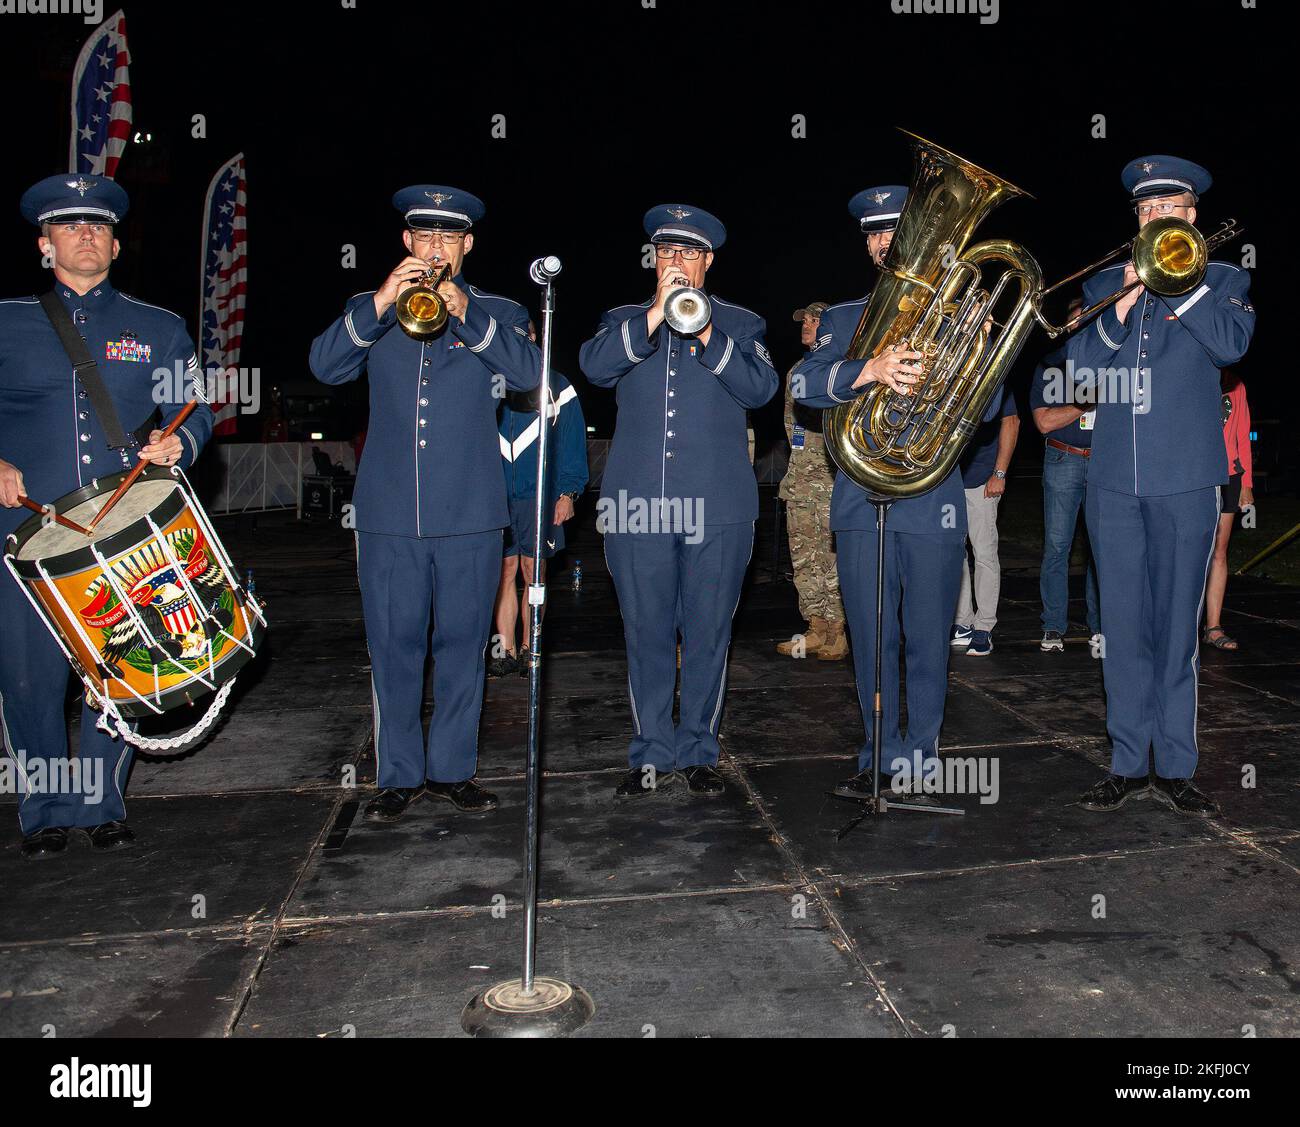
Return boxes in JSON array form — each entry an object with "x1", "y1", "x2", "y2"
[{"x1": 1040, "y1": 631, "x2": 1065, "y2": 652}]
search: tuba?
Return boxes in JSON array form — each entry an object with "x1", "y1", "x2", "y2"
[{"x1": 824, "y1": 132, "x2": 1043, "y2": 500}]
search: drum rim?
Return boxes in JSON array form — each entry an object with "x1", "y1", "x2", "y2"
[{"x1": 6, "y1": 466, "x2": 190, "y2": 580}]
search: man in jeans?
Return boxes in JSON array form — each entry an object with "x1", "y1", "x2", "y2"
[
  {"x1": 1030, "y1": 324, "x2": 1101, "y2": 653},
  {"x1": 952, "y1": 386, "x2": 1019, "y2": 657}
]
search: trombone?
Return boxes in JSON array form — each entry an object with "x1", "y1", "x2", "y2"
[
  {"x1": 1032, "y1": 215, "x2": 1244, "y2": 337},
  {"x1": 397, "y1": 258, "x2": 453, "y2": 338}
]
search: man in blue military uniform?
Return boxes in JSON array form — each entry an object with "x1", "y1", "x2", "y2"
[
  {"x1": 1030, "y1": 313, "x2": 1102, "y2": 653},
  {"x1": 793, "y1": 185, "x2": 996, "y2": 799},
  {"x1": 580, "y1": 204, "x2": 778, "y2": 799},
  {"x1": 490, "y1": 334, "x2": 589, "y2": 677},
  {"x1": 1075, "y1": 156, "x2": 1254, "y2": 816},
  {"x1": 0, "y1": 174, "x2": 213, "y2": 859},
  {"x1": 310, "y1": 185, "x2": 541, "y2": 822}
]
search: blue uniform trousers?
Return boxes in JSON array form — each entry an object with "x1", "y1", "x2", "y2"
[
  {"x1": 356, "y1": 529, "x2": 502, "y2": 788},
  {"x1": 604, "y1": 524, "x2": 754, "y2": 771},
  {"x1": 1, "y1": 567, "x2": 132, "y2": 833},
  {"x1": 838, "y1": 529, "x2": 965, "y2": 778},
  {"x1": 1040, "y1": 447, "x2": 1101, "y2": 636},
  {"x1": 1085, "y1": 485, "x2": 1219, "y2": 780}
]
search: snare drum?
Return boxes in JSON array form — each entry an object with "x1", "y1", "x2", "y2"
[{"x1": 4, "y1": 465, "x2": 266, "y2": 720}]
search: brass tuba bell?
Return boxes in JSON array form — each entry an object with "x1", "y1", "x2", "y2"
[{"x1": 396, "y1": 260, "x2": 453, "y2": 339}]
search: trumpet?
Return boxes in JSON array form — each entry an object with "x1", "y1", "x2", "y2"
[
  {"x1": 1032, "y1": 215, "x2": 1244, "y2": 336},
  {"x1": 396, "y1": 258, "x2": 453, "y2": 339},
  {"x1": 664, "y1": 285, "x2": 711, "y2": 335}
]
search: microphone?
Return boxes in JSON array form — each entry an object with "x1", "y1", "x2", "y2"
[{"x1": 530, "y1": 255, "x2": 562, "y2": 285}]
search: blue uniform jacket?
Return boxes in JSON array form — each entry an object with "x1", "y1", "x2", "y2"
[
  {"x1": 1073, "y1": 259, "x2": 1254, "y2": 496},
  {"x1": 578, "y1": 295, "x2": 778, "y2": 526},
  {"x1": 0, "y1": 280, "x2": 212, "y2": 540},
  {"x1": 791, "y1": 294, "x2": 972, "y2": 536},
  {"x1": 500, "y1": 371, "x2": 589, "y2": 502},
  {"x1": 309, "y1": 275, "x2": 542, "y2": 537}
]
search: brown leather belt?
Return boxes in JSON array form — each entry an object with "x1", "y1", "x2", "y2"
[{"x1": 1047, "y1": 437, "x2": 1091, "y2": 458}]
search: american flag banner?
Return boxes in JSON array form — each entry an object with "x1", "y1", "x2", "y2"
[
  {"x1": 68, "y1": 10, "x2": 132, "y2": 178},
  {"x1": 200, "y1": 155, "x2": 248, "y2": 437}
]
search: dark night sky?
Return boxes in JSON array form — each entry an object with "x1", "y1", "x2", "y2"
[{"x1": 0, "y1": 0, "x2": 1283, "y2": 443}]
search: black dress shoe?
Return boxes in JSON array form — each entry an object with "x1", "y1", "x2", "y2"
[
  {"x1": 1151, "y1": 776, "x2": 1220, "y2": 817},
  {"x1": 681, "y1": 764, "x2": 725, "y2": 797},
  {"x1": 426, "y1": 779, "x2": 498, "y2": 813},
  {"x1": 86, "y1": 820, "x2": 136, "y2": 850},
  {"x1": 364, "y1": 786, "x2": 423, "y2": 822},
  {"x1": 614, "y1": 766, "x2": 675, "y2": 798},
  {"x1": 1078, "y1": 774, "x2": 1150, "y2": 812},
  {"x1": 21, "y1": 827, "x2": 69, "y2": 860},
  {"x1": 833, "y1": 769, "x2": 885, "y2": 801}
]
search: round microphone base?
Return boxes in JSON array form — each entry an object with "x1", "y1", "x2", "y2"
[{"x1": 461, "y1": 976, "x2": 595, "y2": 1038}]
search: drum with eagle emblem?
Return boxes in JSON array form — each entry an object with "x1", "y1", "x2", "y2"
[{"x1": 3, "y1": 465, "x2": 265, "y2": 719}]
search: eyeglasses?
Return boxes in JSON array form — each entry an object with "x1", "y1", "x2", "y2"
[
  {"x1": 1134, "y1": 200, "x2": 1191, "y2": 218},
  {"x1": 410, "y1": 230, "x2": 465, "y2": 246},
  {"x1": 655, "y1": 244, "x2": 705, "y2": 261}
]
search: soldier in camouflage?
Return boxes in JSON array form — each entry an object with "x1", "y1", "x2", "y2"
[{"x1": 778, "y1": 302, "x2": 848, "y2": 661}]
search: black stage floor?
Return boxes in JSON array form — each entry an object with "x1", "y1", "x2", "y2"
[{"x1": 2, "y1": 498, "x2": 1298, "y2": 1038}]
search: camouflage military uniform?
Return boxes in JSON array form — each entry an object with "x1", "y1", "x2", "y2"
[{"x1": 779, "y1": 368, "x2": 843, "y2": 626}]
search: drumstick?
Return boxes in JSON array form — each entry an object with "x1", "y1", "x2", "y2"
[
  {"x1": 17, "y1": 496, "x2": 94, "y2": 537},
  {"x1": 87, "y1": 399, "x2": 200, "y2": 534}
]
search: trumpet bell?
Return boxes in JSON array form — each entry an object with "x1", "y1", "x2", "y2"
[
  {"x1": 664, "y1": 287, "x2": 711, "y2": 335},
  {"x1": 396, "y1": 286, "x2": 449, "y2": 338},
  {"x1": 1133, "y1": 216, "x2": 1208, "y2": 297}
]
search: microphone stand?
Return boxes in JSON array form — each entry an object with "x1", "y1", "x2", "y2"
[
  {"x1": 462, "y1": 258, "x2": 595, "y2": 1036},
  {"x1": 835, "y1": 495, "x2": 963, "y2": 841}
]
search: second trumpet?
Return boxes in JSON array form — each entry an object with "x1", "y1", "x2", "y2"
[{"x1": 664, "y1": 286, "x2": 711, "y2": 335}]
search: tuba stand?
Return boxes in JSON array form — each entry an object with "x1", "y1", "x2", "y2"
[
  {"x1": 461, "y1": 257, "x2": 595, "y2": 1037},
  {"x1": 835, "y1": 498, "x2": 964, "y2": 842}
]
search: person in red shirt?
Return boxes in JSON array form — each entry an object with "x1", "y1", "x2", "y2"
[{"x1": 1204, "y1": 370, "x2": 1254, "y2": 650}]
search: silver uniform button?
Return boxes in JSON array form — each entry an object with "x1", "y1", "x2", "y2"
[
  {"x1": 79, "y1": 411, "x2": 88, "y2": 420},
  {"x1": 81, "y1": 433, "x2": 91, "y2": 442},
  {"x1": 419, "y1": 439, "x2": 427, "y2": 449},
  {"x1": 669, "y1": 369, "x2": 676, "y2": 376},
  {"x1": 419, "y1": 418, "x2": 427, "y2": 427},
  {"x1": 419, "y1": 398, "x2": 428, "y2": 406},
  {"x1": 667, "y1": 410, "x2": 676, "y2": 418},
  {"x1": 81, "y1": 454, "x2": 92, "y2": 464},
  {"x1": 667, "y1": 431, "x2": 675, "y2": 438},
  {"x1": 665, "y1": 451, "x2": 674, "y2": 459}
]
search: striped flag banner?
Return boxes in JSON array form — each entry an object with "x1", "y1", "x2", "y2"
[
  {"x1": 200, "y1": 154, "x2": 248, "y2": 437},
  {"x1": 69, "y1": 9, "x2": 132, "y2": 178}
]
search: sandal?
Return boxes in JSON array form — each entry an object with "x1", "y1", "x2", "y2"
[{"x1": 1203, "y1": 626, "x2": 1238, "y2": 651}]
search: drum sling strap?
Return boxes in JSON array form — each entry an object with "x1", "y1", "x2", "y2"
[{"x1": 38, "y1": 291, "x2": 158, "y2": 452}]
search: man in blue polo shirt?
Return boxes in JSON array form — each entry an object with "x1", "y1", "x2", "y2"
[
  {"x1": 1029, "y1": 310, "x2": 1102, "y2": 654},
  {"x1": 951, "y1": 386, "x2": 1019, "y2": 656}
]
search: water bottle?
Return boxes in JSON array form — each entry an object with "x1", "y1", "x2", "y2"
[{"x1": 571, "y1": 560, "x2": 582, "y2": 591}]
